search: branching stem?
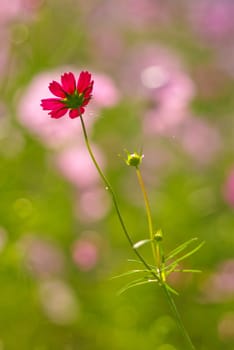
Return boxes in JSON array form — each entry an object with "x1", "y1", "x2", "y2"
[
  {"x1": 80, "y1": 115, "x2": 158, "y2": 280},
  {"x1": 80, "y1": 115, "x2": 196, "y2": 349}
]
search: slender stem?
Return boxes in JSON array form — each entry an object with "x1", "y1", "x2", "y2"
[
  {"x1": 135, "y1": 168, "x2": 158, "y2": 266},
  {"x1": 79, "y1": 116, "x2": 158, "y2": 279},
  {"x1": 80, "y1": 116, "x2": 195, "y2": 349},
  {"x1": 162, "y1": 284, "x2": 196, "y2": 350},
  {"x1": 136, "y1": 168, "x2": 195, "y2": 348}
]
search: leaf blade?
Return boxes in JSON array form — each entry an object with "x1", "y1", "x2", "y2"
[
  {"x1": 133, "y1": 239, "x2": 152, "y2": 249},
  {"x1": 165, "y1": 238, "x2": 198, "y2": 262},
  {"x1": 165, "y1": 241, "x2": 205, "y2": 270},
  {"x1": 118, "y1": 278, "x2": 159, "y2": 295},
  {"x1": 111, "y1": 269, "x2": 151, "y2": 279}
]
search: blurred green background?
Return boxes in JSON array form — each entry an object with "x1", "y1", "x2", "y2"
[{"x1": 0, "y1": 0, "x2": 234, "y2": 349}]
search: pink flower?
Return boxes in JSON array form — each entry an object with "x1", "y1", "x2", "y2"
[
  {"x1": 41, "y1": 71, "x2": 94, "y2": 119},
  {"x1": 179, "y1": 118, "x2": 221, "y2": 164},
  {"x1": 188, "y1": 0, "x2": 234, "y2": 43},
  {"x1": 201, "y1": 260, "x2": 234, "y2": 302},
  {"x1": 92, "y1": 73, "x2": 120, "y2": 108},
  {"x1": 39, "y1": 279, "x2": 79, "y2": 324},
  {"x1": 75, "y1": 187, "x2": 110, "y2": 223},
  {"x1": 120, "y1": 44, "x2": 195, "y2": 107},
  {"x1": 72, "y1": 237, "x2": 99, "y2": 271},
  {"x1": 55, "y1": 145, "x2": 105, "y2": 190},
  {"x1": 0, "y1": 0, "x2": 43, "y2": 23},
  {"x1": 20, "y1": 235, "x2": 65, "y2": 278},
  {"x1": 223, "y1": 168, "x2": 234, "y2": 207}
]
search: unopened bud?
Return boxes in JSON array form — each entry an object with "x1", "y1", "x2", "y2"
[
  {"x1": 125, "y1": 151, "x2": 144, "y2": 168},
  {"x1": 154, "y1": 229, "x2": 163, "y2": 242}
]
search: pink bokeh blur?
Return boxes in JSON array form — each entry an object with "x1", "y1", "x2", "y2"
[
  {"x1": 223, "y1": 168, "x2": 234, "y2": 207},
  {"x1": 201, "y1": 259, "x2": 234, "y2": 302}
]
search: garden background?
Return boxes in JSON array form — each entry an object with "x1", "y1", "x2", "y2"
[{"x1": 0, "y1": 0, "x2": 234, "y2": 349}]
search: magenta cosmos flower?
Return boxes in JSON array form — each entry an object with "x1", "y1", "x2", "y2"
[{"x1": 41, "y1": 71, "x2": 94, "y2": 119}]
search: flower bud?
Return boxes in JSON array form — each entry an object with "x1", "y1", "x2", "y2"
[
  {"x1": 154, "y1": 229, "x2": 163, "y2": 242},
  {"x1": 125, "y1": 151, "x2": 144, "y2": 168}
]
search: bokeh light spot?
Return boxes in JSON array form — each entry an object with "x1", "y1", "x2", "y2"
[{"x1": 141, "y1": 65, "x2": 169, "y2": 89}]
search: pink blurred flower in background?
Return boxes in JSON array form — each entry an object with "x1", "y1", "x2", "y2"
[
  {"x1": 123, "y1": 45, "x2": 195, "y2": 136},
  {"x1": 55, "y1": 144, "x2": 105, "y2": 190},
  {"x1": 143, "y1": 72, "x2": 193, "y2": 135},
  {"x1": 20, "y1": 235, "x2": 65, "y2": 278},
  {"x1": 0, "y1": 0, "x2": 24, "y2": 23},
  {"x1": 55, "y1": 144, "x2": 110, "y2": 223},
  {"x1": 72, "y1": 233, "x2": 100, "y2": 271},
  {"x1": 188, "y1": 0, "x2": 234, "y2": 43},
  {"x1": 92, "y1": 73, "x2": 120, "y2": 108},
  {"x1": 89, "y1": 0, "x2": 167, "y2": 31},
  {"x1": 201, "y1": 259, "x2": 234, "y2": 302},
  {"x1": 223, "y1": 168, "x2": 234, "y2": 207},
  {"x1": 143, "y1": 106, "x2": 189, "y2": 136},
  {"x1": 121, "y1": 45, "x2": 190, "y2": 100},
  {"x1": 39, "y1": 279, "x2": 79, "y2": 324},
  {"x1": 81, "y1": 1, "x2": 167, "y2": 68},
  {"x1": 0, "y1": 0, "x2": 43, "y2": 23},
  {"x1": 122, "y1": 44, "x2": 196, "y2": 137},
  {"x1": 144, "y1": 114, "x2": 220, "y2": 165},
  {"x1": 110, "y1": 0, "x2": 166, "y2": 30},
  {"x1": 179, "y1": 117, "x2": 221, "y2": 165},
  {"x1": 132, "y1": 46, "x2": 221, "y2": 165},
  {"x1": 75, "y1": 186, "x2": 111, "y2": 223},
  {"x1": 89, "y1": 27, "x2": 124, "y2": 69}
]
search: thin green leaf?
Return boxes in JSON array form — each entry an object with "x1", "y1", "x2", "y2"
[
  {"x1": 174, "y1": 269, "x2": 202, "y2": 273},
  {"x1": 166, "y1": 241, "x2": 205, "y2": 270},
  {"x1": 118, "y1": 278, "x2": 158, "y2": 295},
  {"x1": 164, "y1": 263, "x2": 179, "y2": 275},
  {"x1": 127, "y1": 259, "x2": 143, "y2": 264},
  {"x1": 111, "y1": 269, "x2": 150, "y2": 279},
  {"x1": 165, "y1": 238, "x2": 198, "y2": 262},
  {"x1": 133, "y1": 239, "x2": 152, "y2": 249},
  {"x1": 127, "y1": 259, "x2": 156, "y2": 269},
  {"x1": 165, "y1": 283, "x2": 179, "y2": 296}
]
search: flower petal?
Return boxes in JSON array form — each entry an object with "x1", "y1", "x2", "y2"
[
  {"x1": 82, "y1": 97, "x2": 91, "y2": 107},
  {"x1": 77, "y1": 71, "x2": 93, "y2": 93},
  {"x1": 83, "y1": 84, "x2": 93, "y2": 99},
  {"x1": 49, "y1": 81, "x2": 66, "y2": 98},
  {"x1": 69, "y1": 107, "x2": 84, "y2": 119},
  {"x1": 49, "y1": 107, "x2": 68, "y2": 119},
  {"x1": 40, "y1": 98, "x2": 65, "y2": 110},
  {"x1": 61, "y1": 72, "x2": 76, "y2": 94}
]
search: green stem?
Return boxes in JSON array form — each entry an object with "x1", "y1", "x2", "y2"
[
  {"x1": 79, "y1": 116, "x2": 158, "y2": 279},
  {"x1": 162, "y1": 284, "x2": 196, "y2": 350},
  {"x1": 80, "y1": 116, "x2": 195, "y2": 349},
  {"x1": 135, "y1": 168, "x2": 158, "y2": 267},
  {"x1": 136, "y1": 168, "x2": 195, "y2": 348}
]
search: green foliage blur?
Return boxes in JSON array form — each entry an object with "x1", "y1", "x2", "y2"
[{"x1": 0, "y1": 1, "x2": 234, "y2": 349}]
